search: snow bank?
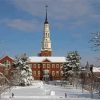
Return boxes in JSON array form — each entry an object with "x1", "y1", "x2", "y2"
[
  {"x1": 93, "y1": 67, "x2": 100, "y2": 72},
  {"x1": 32, "y1": 81, "x2": 43, "y2": 88}
]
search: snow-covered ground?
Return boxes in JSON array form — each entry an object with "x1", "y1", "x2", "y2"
[{"x1": 1, "y1": 80, "x2": 100, "y2": 100}]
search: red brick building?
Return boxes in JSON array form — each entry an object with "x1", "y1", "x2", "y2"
[
  {"x1": 29, "y1": 57, "x2": 66, "y2": 80},
  {"x1": 0, "y1": 56, "x2": 14, "y2": 66},
  {"x1": 0, "y1": 56, "x2": 66, "y2": 81},
  {"x1": 0, "y1": 63, "x2": 5, "y2": 73},
  {"x1": 0, "y1": 56, "x2": 14, "y2": 78}
]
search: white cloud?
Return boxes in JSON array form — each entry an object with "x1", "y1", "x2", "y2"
[
  {"x1": 1, "y1": 0, "x2": 100, "y2": 33},
  {"x1": 0, "y1": 19, "x2": 42, "y2": 32},
  {"x1": 10, "y1": 0, "x2": 100, "y2": 31},
  {"x1": 11, "y1": 0, "x2": 93, "y2": 20}
]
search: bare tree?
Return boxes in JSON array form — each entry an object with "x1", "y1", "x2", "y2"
[
  {"x1": 90, "y1": 32, "x2": 100, "y2": 51},
  {"x1": 0, "y1": 72, "x2": 11, "y2": 100},
  {"x1": 89, "y1": 32, "x2": 100, "y2": 95}
]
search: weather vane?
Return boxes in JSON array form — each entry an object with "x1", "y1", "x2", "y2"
[
  {"x1": 45, "y1": 5, "x2": 48, "y2": 8},
  {"x1": 45, "y1": 5, "x2": 48, "y2": 12}
]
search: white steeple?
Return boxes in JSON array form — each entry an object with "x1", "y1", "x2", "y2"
[{"x1": 41, "y1": 5, "x2": 52, "y2": 51}]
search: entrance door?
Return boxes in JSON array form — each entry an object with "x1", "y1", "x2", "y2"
[{"x1": 43, "y1": 70, "x2": 50, "y2": 81}]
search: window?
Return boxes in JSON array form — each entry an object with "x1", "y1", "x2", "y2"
[
  {"x1": 48, "y1": 33, "x2": 49, "y2": 37},
  {"x1": 43, "y1": 70, "x2": 49, "y2": 75},
  {"x1": 56, "y1": 71, "x2": 59, "y2": 76},
  {"x1": 52, "y1": 64, "x2": 55, "y2": 68},
  {"x1": 60, "y1": 64, "x2": 63, "y2": 67},
  {"x1": 47, "y1": 64, "x2": 50, "y2": 68},
  {"x1": 38, "y1": 64, "x2": 40, "y2": 68},
  {"x1": 33, "y1": 71, "x2": 36, "y2": 76},
  {"x1": 56, "y1": 64, "x2": 59, "y2": 68},
  {"x1": 3, "y1": 60, "x2": 11, "y2": 68},
  {"x1": 46, "y1": 33, "x2": 47, "y2": 37},
  {"x1": 3, "y1": 61, "x2": 7, "y2": 65},
  {"x1": 52, "y1": 71, "x2": 55, "y2": 76},
  {"x1": 33, "y1": 64, "x2": 36, "y2": 68},
  {"x1": 7, "y1": 60, "x2": 11, "y2": 66},
  {"x1": 43, "y1": 64, "x2": 46, "y2": 68},
  {"x1": 60, "y1": 64, "x2": 63, "y2": 70},
  {"x1": 60, "y1": 71, "x2": 63, "y2": 76},
  {"x1": 38, "y1": 71, "x2": 40, "y2": 76}
]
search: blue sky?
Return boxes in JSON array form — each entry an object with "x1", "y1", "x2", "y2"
[{"x1": 0, "y1": 0, "x2": 100, "y2": 65}]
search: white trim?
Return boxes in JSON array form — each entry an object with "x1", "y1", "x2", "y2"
[{"x1": 29, "y1": 56, "x2": 66, "y2": 63}]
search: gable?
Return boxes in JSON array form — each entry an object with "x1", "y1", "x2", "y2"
[
  {"x1": 0, "y1": 56, "x2": 14, "y2": 63},
  {"x1": 42, "y1": 58, "x2": 51, "y2": 62}
]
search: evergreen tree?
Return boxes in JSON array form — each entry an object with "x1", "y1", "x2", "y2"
[
  {"x1": 12, "y1": 53, "x2": 34, "y2": 86},
  {"x1": 63, "y1": 51, "x2": 81, "y2": 80}
]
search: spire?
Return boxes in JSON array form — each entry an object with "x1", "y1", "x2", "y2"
[
  {"x1": 44, "y1": 5, "x2": 48, "y2": 24},
  {"x1": 39, "y1": 5, "x2": 52, "y2": 56}
]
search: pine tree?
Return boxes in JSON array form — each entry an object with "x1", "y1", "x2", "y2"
[
  {"x1": 63, "y1": 51, "x2": 81, "y2": 82},
  {"x1": 12, "y1": 53, "x2": 34, "y2": 86}
]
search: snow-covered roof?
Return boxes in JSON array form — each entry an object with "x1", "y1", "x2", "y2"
[
  {"x1": 29, "y1": 56, "x2": 66, "y2": 63},
  {"x1": 93, "y1": 67, "x2": 100, "y2": 72}
]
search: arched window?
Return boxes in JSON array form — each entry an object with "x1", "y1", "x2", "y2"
[
  {"x1": 48, "y1": 34, "x2": 49, "y2": 37},
  {"x1": 46, "y1": 33, "x2": 47, "y2": 37}
]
